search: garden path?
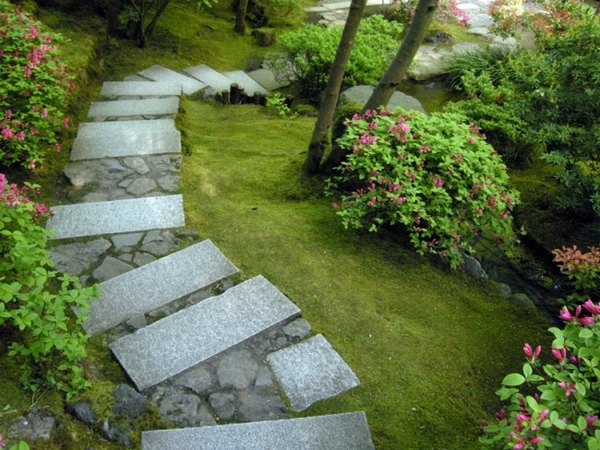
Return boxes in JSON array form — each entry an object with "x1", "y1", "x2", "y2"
[{"x1": 46, "y1": 67, "x2": 374, "y2": 448}]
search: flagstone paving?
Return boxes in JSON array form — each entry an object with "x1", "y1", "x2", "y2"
[{"x1": 87, "y1": 98, "x2": 179, "y2": 120}]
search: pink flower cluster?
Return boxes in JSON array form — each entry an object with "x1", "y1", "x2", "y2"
[
  {"x1": 0, "y1": 173, "x2": 50, "y2": 217},
  {"x1": 559, "y1": 300, "x2": 599, "y2": 327}
]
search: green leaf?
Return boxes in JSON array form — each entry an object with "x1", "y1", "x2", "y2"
[
  {"x1": 579, "y1": 328, "x2": 593, "y2": 339},
  {"x1": 501, "y1": 373, "x2": 526, "y2": 386},
  {"x1": 523, "y1": 363, "x2": 533, "y2": 378}
]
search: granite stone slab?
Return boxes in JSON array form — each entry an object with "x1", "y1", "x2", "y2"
[
  {"x1": 223, "y1": 70, "x2": 270, "y2": 96},
  {"x1": 268, "y1": 334, "x2": 360, "y2": 411},
  {"x1": 46, "y1": 195, "x2": 184, "y2": 240},
  {"x1": 77, "y1": 119, "x2": 177, "y2": 139},
  {"x1": 87, "y1": 98, "x2": 179, "y2": 119},
  {"x1": 137, "y1": 65, "x2": 207, "y2": 96},
  {"x1": 85, "y1": 240, "x2": 239, "y2": 335},
  {"x1": 141, "y1": 412, "x2": 375, "y2": 450},
  {"x1": 246, "y1": 68, "x2": 290, "y2": 91},
  {"x1": 124, "y1": 75, "x2": 151, "y2": 82},
  {"x1": 100, "y1": 81, "x2": 182, "y2": 98},
  {"x1": 109, "y1": 275, "x2": 301, "y2": 390},
  {"x1": 71, "y1": 131, "x2": 181, "y2": 160},
  {"x1": 183, "y1": 64, "x2": 233, "y2": 92}
]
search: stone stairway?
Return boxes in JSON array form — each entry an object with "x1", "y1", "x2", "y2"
[{"x1": 46, "y1": 65, "x2": 374, "y2": 448}]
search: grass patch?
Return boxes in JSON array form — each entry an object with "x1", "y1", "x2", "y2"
[{"x1": 180, "y1": 100, "x2": 549, "y2": 449}]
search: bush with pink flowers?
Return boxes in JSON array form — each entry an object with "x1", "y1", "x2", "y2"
[
  {"x1": 0, "y1": 0, "x2": 74, "y2": 169},
  {"x1": 325, "y1": 108, "x2": 520, "y2": 268}
]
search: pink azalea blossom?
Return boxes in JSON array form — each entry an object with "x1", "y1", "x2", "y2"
[
  {"x1": 551, "y1": 347, "x2": 567, "y2": 362},
  {"x1": 523, "y1": 343, "x2": 541, "y2": 361},
  {"x1": 15, "y1": 131, "x2": 25, "y2": 141},
  {"x1": 583, "y1": 299, "x2": 600, "y2": 315},
  {"x1": 1, "y1": 128, "x2": 13, "y2": 140},
  {"x1": 586, "y1": 416, "x2": 598, "y2": 430},
  {"x1": 579, "y1": 316, "x2": 595, "y2": 327},
  {"x1": 40, "y1": 108, "x2": 48, "y2": 119},
  {"x1": 420, "y1": 145, "x2": 430, "y2": 153},
  {"x1": 27, "y1": 160, "x2": 36, "y2": 169},
  {"x1": 559, "y1": 307, "x2": 575, "y2": 322},
  {"x1": 433, "y1": 177, "x2": 444, "y2": 188}
]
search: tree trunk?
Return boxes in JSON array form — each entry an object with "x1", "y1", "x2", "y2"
[
  {"x1": 324, "y1": 0, "x2": 438, "y2": 170},
  {"x1": 362, "y1": 0, "x2": 438, "y2": 111},
  {"x1": 144, "y1": 0, "x2": 171, "y2": 42},
  {"x1": 304, "y1": 0, "x2": 367, "y2": 175},
  {"x1": 234, "y1": 0, "x2": 249, "y2": 34}
]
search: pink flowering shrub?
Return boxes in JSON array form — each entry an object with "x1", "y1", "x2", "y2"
[
  {"x1": 0, "y1": 174, "x2": 95, "y2": 399},
  {"x1": 0, "y1": 0, "x2": 74, "y2": 169},
  {"x1": 325, "y1": 108, "x2": 520, "y2": 268},
  {"x1": 553, "y1": 246, "x2": 600, "y2": 300},
  {"x1": 480, "y1": 298, "x2": 600, "y2": 449}
]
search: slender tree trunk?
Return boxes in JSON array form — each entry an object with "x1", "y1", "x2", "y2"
[
  {"x1": 234, "y1": 0, "x2": 249, "y2": 34},
  {"x1": 363, "y1": 0, "x2": 438, "y2": 111},
  {"x1": 145, "y1": 0, "x2": 171, "y2": 41},
  {"x1": 304, "y1": 0, "x2": 367, "y2": 175},
  {"x1": 324, "y1": 0, "x2": 438, "y2": 169}
]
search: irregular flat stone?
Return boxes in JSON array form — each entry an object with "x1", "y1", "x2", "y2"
[
  {"x1": 268, "y1": 334, "x2": 360, "y2": 411},
  {"x1": 137, "y1": 65, "x2": 207, "y2": 96},
  {"x1": 126, "y1": 177, "x2": 157, "y2": 196},
  {"x1": 183, "y1": 64, "x2": 233, "y2": 92},
  {"x1": 246, "y1": 68, "x2": 289, "y2": 91},
  {"x1": 71, "y1": 131, "x2": 181, "y2": 160},
  {"x1": 93, "y1": 256, "x2": 134, "y2": 281},
  {"x1": 100, "y1": 81, "x2": 182, "y2": 98},
  {"x1": 86, "y1": 240, "x2": 239, "y2": 336},
  {"x1": 77, "y1": 119, "x2": 177, "y2": 139},
  {"x1": 340, "y1": 85, "x2": 425, "y2": 113},
  {"x1": 46, "y1": 195, "x2": 184, "y2": 240},
  {"x1": 50, "y1": 238, "x2": 112, "y2": 276},
  {"x1": 223, "y1": 70, "x2": 270, "y2": 96},
  {"x1": 141, "y1": 412, "x2": 375, "y2": 450},
  {"x1": 109, "y1": 276, "x2": 300, "y2": 390},
  {"x1": 87, "y1": 98, "x2": 179, "y2": 119}
]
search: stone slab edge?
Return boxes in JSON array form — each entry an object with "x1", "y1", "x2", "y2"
[
  {"x1": 87, "y1": 98, "x2": 179, "y2": 118},
  {"x1": 70, "y1": 131, "x2": 181, "y2": 160},
  {"x1": 77, "y1": 119, "x2": 177, "y2": 139},
  {"x1": 137, "y1": 65, "x2": 207, "y2": 96},
  {"x1": 141, "y1": 412, "x2": 375, "y2": 450},
  {"x1": 100, "y1": 81, "x2": 183, "y2": 97}
]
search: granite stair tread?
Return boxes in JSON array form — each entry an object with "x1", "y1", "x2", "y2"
[
  {"x1": 77, "y1": 119, "x2": 178, "y2": 139},
  {"x1": 109, "y1": 275, "x2": 301, "y2": 390},
  {"x1": 100, "y1": 81, "x2": 182, "y2": 98},
  {"x1": 46, "y1": 195, "x2": 184, "y2": 240},
  {"x1": 84, "y1": 240, "x2": 239, "y2": 336},
  {"x1": 87, "y1": 98, "x2": 179, "y2": 119},
  {"x1": 70, "y1": 130, "x2": 181, "y2": 160},
  {"x1": 182, "y1": 64, "x2": 233, "y2": 93},
  {"x1": 137, "y1": 65, "x2": 207, "y2": 95},
  {"x1": 222, "y1": 70, "x2": 270, "y2": 96},
  {"x1": 141, "y1": 412, "x2": 375, "y2": 449}
]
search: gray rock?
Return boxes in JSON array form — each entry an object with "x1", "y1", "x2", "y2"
[
  {"x1": 217, "y1": 350, "x2": 259, "y2": 390},
  {"x1": 247, "y1": 68, "x2": 290, "y2": 91},
  {"x1": 155, "y1": 388, "x2": 216, "y2": 427},
  {"x1": 157, "y1": 175, "x2": 180, "y2": 192},
  {"x1": 112, "y1": 384, "x2": 147, "y2": 418},
  {"x1": 340, "y1": 85, "x2": 425, "y2": 113},
  {"x1": 8, "y1": 408, "x2": 57, "y2": 441},
  {"x1": 126, "y1": 178, "x2": 157, "y2": 196},
  {"x1": 126, "y1": 314, "x2": 148, "y2": 330},
  {"x1": 268, "y1": 334, "x2": 360, "y2": 412},
  {"x1": 462, "y1": 254, "x2": 488, "y2": 279},
  {"x1": 119, "y1": 254, "x2": 134, "y2": 263},
  {"x1": 238, "y1": 392, "x2": 288, "y2": 422},
  {"x1": 141, "y1": 412, "x2": 375, "y2": 450},
  {"x1": 123, "y1": 157, "x2": 151, "y2": 175},
  {"x1": 209, "y1": 392, "x2": 237, "y2": 421},
  {"x1": 133, "y1": 252, "x2": 157, "y2": 266},
  {"x1": 112, "y1": 232, "x2": 144, "y2": 250},
  {"x1": 109, "y1": 275, "x2": 299, "y2": 390},
  {"x1": 142, "y1": 229, "x2": 164, "y2": 244},
  {"x1": 509, "y1": 293, "x2": 535, "y2": 309},
  {"x1": 67, "y1": 401, "x2": 96, "y2": 426},
  {"x1": 175, "y1": 366, "x2": 214, "y2": 395},
  {"x1": 254, "y1": 365, "x2": 274, "y2": 391},
  {"x1": 102, "y1": 419, "x2": 131, "y2": 447},
  {"x1": 494, "y1": 282, "x2": 512, "y2": 299},
  {"x1": 141, "y1": 239, "x2": 178, "y2": 257},
  {"x1": 452, "y1": 43, "x2": 483, "y2": 55},
  {"x1": 50, "y1": 238, "x2": 111, "y2": 276},
  {"x1": 93, "y1": 256, "x2": 134, "y2": 282},
  {"x1": 46, "y1": 195, "x2": 185, "y2": 240},
  {"x1": 282, "y1": 318, "x2": 312, "y2": 340}
]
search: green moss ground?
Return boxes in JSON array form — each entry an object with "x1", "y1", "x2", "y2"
[{"x1": 180, "y1": 101, "x2": 549, "y2": 449}]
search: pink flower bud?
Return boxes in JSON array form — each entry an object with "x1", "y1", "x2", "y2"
[
  {"x1": 529, "y1": 436, "x2": 543, "y2": 444},
  {"x1": 579, "y1": 316, "x2": 595, "y2": 327},
  {"x1": 551, "y1": 347, "x2": 567, "y2": 362},
  {"x1": 559, "y1": 307, "x2": 574, "y2": 322},
  {"x1": 583, "y1": 299, "x2": 600, "y2": 315},
  {"x1": 538, "y1": 409, "x2": 549, "y2": 421},
  {"x1": 523, "y1": 343, "x2": 533, "y2": 358},
  {"x1": 586, "y1": 416, "x2": 598, "y2": 430}
]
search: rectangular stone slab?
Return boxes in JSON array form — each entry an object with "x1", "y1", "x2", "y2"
[
  {"x1": 141, "y1": 412, "x2": 375, "y2": 450},
  {"x1": 85, "y1": 240, "x2": 239, "y2": 335},
  {"x1": 268, "y1": 334, "x2": 360, "y2": 411},
  {"x1": 183, "y1": 64, "x2": 233, "y2": 92},
  {"x1": 70, "y1": 130, "x2": 181, "y2": 160},
  {"x1": 137, "y1": 65, "x2": 206, "y2": 96},
  {"x1": 110, "y1": 275, "x2": 301, "y2": 390},
  {"x1": 87, "y1": 98, "x2": 179, "y2": 119},
  {"x1": 246, "y1": 68, "x2": 290, "y2": 91},
  {"x1": 100, "y1": 81, "x2": 182, "y2": 98},
  {"x1": 223, "y1": 70, "x2": 270, "y2": 96},
  {"x1": 46, "y1": 195, "x2": 184, "y2": 240},
  {"x1": 77, "y1": 119, "x2": 177, "y2": 139}
]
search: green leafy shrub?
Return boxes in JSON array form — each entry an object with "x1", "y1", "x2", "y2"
[
  {"x1": 443, "y1": 46, "x2": 514, "y2": 91},
  {"x1": 279, "y1": 15, "x2": 404, "y2": 100},
  {"x1": 325, "y1": 108, "x2": 520, "y2": 268},
  {"x1": 0, "y1": 174, "x2": 96, "y2": 399},
  {"x1": 0, "y1": 0, "x2": 75, "y2": 169},
  {"x1": 266, "y1": 93, "x2": 296, "y2": 118}
]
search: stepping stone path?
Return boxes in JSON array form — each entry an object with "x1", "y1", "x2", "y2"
[{"x1": 47, "y1": 64, "x2": 374, "y2": 447}]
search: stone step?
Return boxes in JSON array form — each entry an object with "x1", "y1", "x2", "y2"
[
  {"x1": 246, "y1": 68, "x2": 289, "y2": 91},
  {"x1": 46, "y1": 195, "x2": 184, "y2": 240},
  {"x1": 110, "y1": 275, "x2": 301, "y2": 390},
  {"x1": 124, "y1": 74, "x2": 151, "y2": 82},
  {"x1": 182, "y1": 64, "x2": 233, "y2": 93},
  {"x1": 77, "y1": 119, "x2": 178, "y2": 139},
  {"x1": 137, "y1": 65, "x2": 207, "y2": 96},
  {"x1": 71, "y1": 130, "x2": 181, "y2": 160},
  {"x1": 84, "y1": 240, "x2": 239, "y2": 336},
  {"x1": 87, "y1": 98, "x2": 179, "y2": 119},
  {"x1": 268, "y1": 334, "x2": 360, "y2": 411},
  {"x1": 100, "y1": 81, "x2": 182, "y2": 98},
  {"x1": 223, "y1": 70, "x2": 270, "y2": 97},
  {"x1": 141, "y1": 412, "x2": 375, "y2": 449}
]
